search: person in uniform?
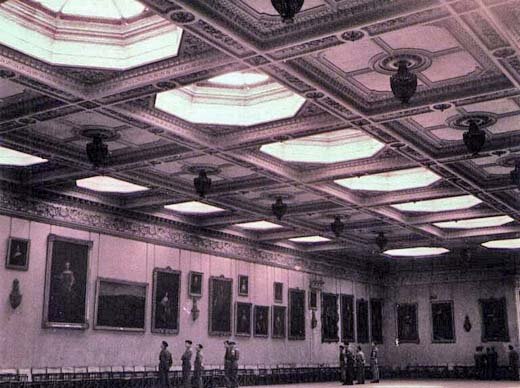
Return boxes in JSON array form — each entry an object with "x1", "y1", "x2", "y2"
[
  {"x1": 356, "y1": 346, "x2": 365, "y2": 384},
  {"x1": 339, "y1": 345, "x2": 346, "y2": 384},
  {"x1": 370, "y1": 342, "x2": 380, "y2": 383},
  {"x1": 489, "y1": 347, "x2": 498, "y2": 380},
  {"x1": 474, "y1": 346, "x2": 484, "y2": 380},
  {"x1": 224, "y1": 341, "x2": 240, "y2": 388},
  {"x1": 508, "y1": 345, "x2": 519, "y2": 381},
  {"x1": 182, "y1": 340, "x2": 193, "y2": 388},
  {"x1": 159, "y1": 341, "x2": 173, "y2": 388},
  {"x1": 193, "y1": 344, "x2": 204, "y2": 388},
  {"x1": 344, "y1": 343, "x2": 354, "y2": 385}
]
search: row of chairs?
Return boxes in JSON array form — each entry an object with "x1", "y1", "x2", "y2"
[{"x1": 379, "y1": 365, "x2": 512, "y2": 380}]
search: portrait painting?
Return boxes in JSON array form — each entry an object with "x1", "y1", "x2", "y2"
[
  {"x1": 189, "y1": 271, "x2": 203, "y2": 297},
  {"x1": 238, "y1": 275, "x2": 249, "y2": 297},
  {"x1": 272, "y1": 305, "x2": 286, "y2": 339},
  {"x1": 254, "y1": 305, "x2": 269, "y2": 337},
  {"x1": 94, "y1": 278, "x2": 147, "y2": 331},
  {"x1": 396, "y1": 303, "x2": 419, "y2": 343},
  {"x1": 321, "y1": 293, "x2": 339, "y2": 343},
  {"x1": 356, "y1": 299, "x2": 369, "y2": 343},
  {"x1": 152, "y1": 268, "x2": 181, "y2": 334},
  {"x1": 288, "y1": 288, "x2": 306, "y2": 340},
  {"x1": 370, "y1": 299, "x2": 383, "y2": 344},
  {"x1": 274, "y1": 282, "x2": 283, "y2": 303},
  {"x1": 431, "y1": 301, "x2": 455, "y2": 343},
  {"x1": 43, "y1": 234, "x2": 92, "y2": 329},
  {"x1": 235, "y1": 302, "x2": 252, "y2": 336},
  {"x1": 5, "y1": 237, "x2": 30, "y2": 271},
  {"x1": 480, "y1": 297, "x2": 509, "y2": 342},
  {"x1": 309, "y1": 290, "x2": 318, "y2": 310},
  {"x1": 341, "y1": 294, "x2": 355, "y2": 342},
  {"x1": 209, "y1": 276, "x2": 233, "y2": 336}
]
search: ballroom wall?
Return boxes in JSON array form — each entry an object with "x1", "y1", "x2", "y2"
[{"x1": 0, "y1": 215, "x2": 384, "y2": 369}]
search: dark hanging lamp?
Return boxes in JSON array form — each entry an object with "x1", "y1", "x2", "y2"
[
  {"x1": 86, "y1": 134, "x2": 109, "y2": 168},
  {"x1": 271, "y1": 0, "x2": 304, "y2": 23},
  {"x1": 272, "y1": 196, "x2": 287, "y2": 220},
  {"x1": 330, "y1": 216, "x2": 345, "y2": 238},
  {"x1": 463, "y1": 120, "x2": 486, "y2": 155},
  {"x1": 375, "y1": 232, "x2": 388, "y2": 251},
  {"x1": 511, "y1": 160, "x2": 520, "y2": 187},
  {"x1": 390, "y1": 60, "x2": 417, "y2": 104},
  {"x1": 194, "y1": 170, "x2": 212, "y2": 198}
]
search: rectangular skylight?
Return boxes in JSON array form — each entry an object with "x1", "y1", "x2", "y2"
[
  {"x1": 0, "y1": 146, "x2": 47, "y2": 166},
  {"x1": 76, "y1": 176, "x2": 148, "y2": 193},
  {"x1": 234, "y1": 221, "x2": 283, "y2": 231},
  {"x1": 391, "y1": 195, "x2": 482, "y2": 213},
  {"x1": 164, "y1": 201, "x2": 225, "y2": 215},
  {"x1": 482, "y1": 238, "x2": 520, "y2": 249},
  {"x1": 289, "y1": 236, "x2": 331, "y2": 243},
  {"x1": 434, "y1": 215, "x2": 514, "y2": 229}
]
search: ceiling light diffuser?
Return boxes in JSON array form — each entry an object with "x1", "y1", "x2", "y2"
[
  {"x1": 34, "y1": 0, "x2": 146, "y2": 19},
  {"x1": 289, "y1": 236, "x2": 331, "y2": 243},
  {"x1": 335, "y1": 167, "x2": 440, "y2": 192},
  {"x1": 434, "y1": 215, "x2": 514, "y2": 229},
  {"x1": 383, "y1": 247, "x2": 449, "y2": 257},
  {"x1": 208, "y1": 72, "x2": 269, "y2": 87},
  {"x1": 234, "y1": 221, "x2": 284, "y2": 231},
  {"x1": 164, "y1": 201, "x2": 225, "y2": 215},
  {"x1": 0, "y1": 146, "x2": 47, "y2": 166},
  {"x1": 76, "y1": 176, "x2": 148, "y2": 193},
  {"x1": 391, "y1": 195, "x2": 482, "y2": 212},
  {"x1": 482, "y1": 238, "x2": 520, "y2": 249}
]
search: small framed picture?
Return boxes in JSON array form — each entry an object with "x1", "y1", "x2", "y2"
[
  {"x1": 238, "y1": 275, "x2": 249, "y2": 296},
  {"x1": 274, "y1": 282, "x2": 283, "y2": 303},
  {"x1": 309, "y1": 290, "x2": 318, "y2": 310},
  {"x1": 5, "y1": 237, "x2": 30, "y2": 271},
  {"x1": 189, "y1": 271, "x2": 203, "y2": 297}
]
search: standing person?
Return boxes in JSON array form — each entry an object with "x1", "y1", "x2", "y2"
[
  {"x1": 339, "y1": 345, "x2": 346, "y2": 384},
  {"x1": 344, "y1": 343, "x2": 355, "y2": 385},
  {"x1": 159, "y1": 341, "x2": 173, "y2": 388},
  {"x1": 370, "y1": 342, "x2": 380, "y2": 383},
  {"x1": 193, "y1": 344, "x2": 204, "y2": 388},
  {"x1": 226, "y1": 341, "x2": 240, "y2": 388},
  {"x1": 356, "y1": 346, "x2": 365, "y2": 384},
  {"x1": 474, "y1": 346, "x2": 484, "y2": 380},
  {"x1": 182, "y1": 340, "x2": 193, "y2": 388},
  {"x1": 509, "y1": 345, "x2": 519, "y2": 381},
  {"x1": 490, "y1": 347, "x2": 498, "y2": 380},
  {"x1": 485, "y1": 348, "x2": 492, "y2": 380}
]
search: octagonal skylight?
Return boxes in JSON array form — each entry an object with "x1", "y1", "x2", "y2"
[
  {"x1": 155, "y1": 72, "x2": 305, "y2": 126},
  {"x1": 260, "y1": 129, "x2": 384, "y2": 164},
  {"x1": 482, "y1": 238, "x2": 520, "y2": 249},
  {"x1": 0, "y1": 146, "x2": 47, "y2": 166},
  {"x1": 335, "y1": 167, "x2": 440, "y2": 192},
  {"x1": 383, "y1": 247, "x2": 449, "y2": 257},
  {"x1": 164, "y1": 201, "x2": 225, "y2": 215},
  {"x1": 0, "y1": 0, "x2": 183, "y2": 69},
  {"x1": 391, "y1": 195, "x2": 482, "y2": 213},
  {"x1": 289, "y1": 236, "x2": 331, "y2": 243},
  {"x1": 234, "y1": 221, "x2": 283, "y2": 231},
  {"x1": 434, "y1": 215, "x2": 514, "y2": 229},
  {"x1": 76, "y1": 176, "x2": 148, "y2": 193}
]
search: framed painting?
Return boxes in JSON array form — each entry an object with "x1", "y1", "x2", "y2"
[
  {"x1": 254, "y1": 305, "x2": 269, "y2": 337},
  {"x1": 5, "y1": 237, "x2": 30, "y2": 271},
  {"x1": 43, "y1": 234, "x2": 92, "y2": 330},
  {"x1": 272, "y1": 305, "x2": 286, "y2": 339},
  {"x1": 288, "y1": 288, "x2": 306, "y2": 340},
  {"x1": 188, "y1": 271, "x2": 203, "y2": 297},
  {"x1": 370, "y1": 299, "x2": 383, "y2": 344},
  {"x1": 341, "y1": 294, "x2": 355, "y2": 342},
  {"x1": 274, "y1": 282, "x2": 283, "y2": 303},
  {"x1": 431, "y1": 301, "x2": 455, "y2": 343},
  {"x1": 480, "y1": 297, "x2": 509, "y2": 342},
  {"x1": 321, "y1": 293, "x2": 339, "y2": 343},
  {"x1": 356, "y1": 299, "x2": 369, "y2": 343},
  {"x1": 152, "y1": 267, "x2": 181, "y2": 334},
  {"x1": 396, "y1": 303, "x2": 419, "y2": 343},
  {"x1": 235, "y1": 302, "x2": 252, "y2": 336},
  {"x1": 94, "y1": 278, "x2": 147, "y2": 332},
  {"x1": 209, "y1": 276, "x2": 233, "y2": 336},
  {"x1": 309, "y1": 290, "x2": 318, "y2": 310},
  {"x1": 238, "y1": 275, "x2": 249, "y2": 297}
]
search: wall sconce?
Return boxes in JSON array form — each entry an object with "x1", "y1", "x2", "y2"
[
  {"x1": 191, "y1": 297, "x2": 200, "y2": 321},
  {"x1": 9, "y1": 279, "x2": 22, "y2": 309}
]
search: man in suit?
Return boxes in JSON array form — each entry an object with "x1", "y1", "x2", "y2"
[
  {"x1": 159, "y1": 341, "x2": 173, "y2": 388},
  {"x1": 224, "y1": 341, "x2": 240, "y2": 388},
  {"x1": 182, "y1": 340, "x2": 193, "y2": 388}
]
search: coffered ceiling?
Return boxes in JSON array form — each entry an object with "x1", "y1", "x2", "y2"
[{"x1": 1, "y1": 0, "x2": 520, "y2": 267}]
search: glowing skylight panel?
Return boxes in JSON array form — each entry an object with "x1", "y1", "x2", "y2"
[
  {"x1": 260, "y1": 129, "x2": 384, "y2": 164},
  {"x1": 0, "y1": 146, "x2": 47, "y2": 166},
  {"x1": 34, "y1": 0, "x2": 146, "y2": 19},
  {"x1": 164, "y1": 201, "x2": 225, "y2": 215},
  {"x1": 335, "y1": 167, "x2": 440, "y2": 192},
  {"x1": 434, "y1": 215, "x2": 514, "y2": 229},
  {"x1": 391, "y1": 195, "x2": 482, "y2": 213},
  {"x1": 208, "y1": 72, "x2": 270, "y2": 87},
  {"x1": 234, "y1": 221, "x2": 283, "y2": 231},
  {"x1": 289, "y1": 236, "x2": 331, "y2": 243},
  {"x1": 76, "y1": 176, "x2": 148, "y2": 193},
  {"x1": 482, "y1": 238, "x2": 520, "y2": 249},
  {"x1": 383, "y1": 247, "x2": 449, "y2": 257}
]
